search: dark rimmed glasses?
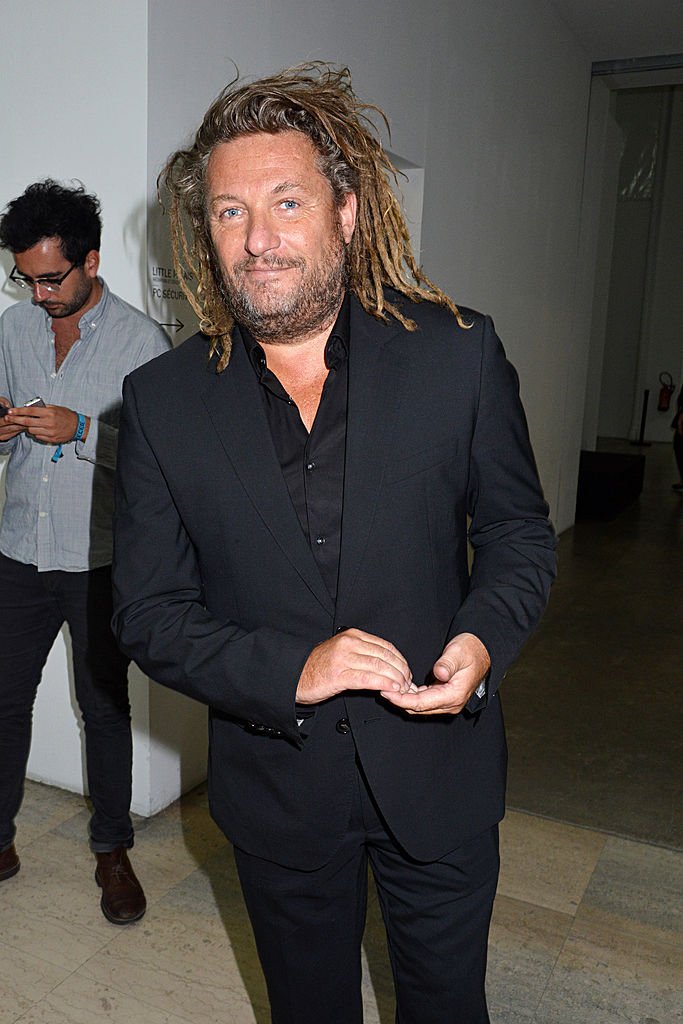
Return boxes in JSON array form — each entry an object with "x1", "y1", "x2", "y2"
[{"x1": 9, "y1": 262, "x2": 79, "y2": 293}]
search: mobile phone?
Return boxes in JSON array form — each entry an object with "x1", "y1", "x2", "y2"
[
  {"x1": 23, "y1": 397, "x2": 45, "y2": 408},
  {"x1": 0, "y1": 405, "x2": 8, "y2": 418}
]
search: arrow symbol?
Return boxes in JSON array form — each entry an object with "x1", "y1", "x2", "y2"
[{"x1": 160, "y1": 319, "x2": 184, "y2": 332}]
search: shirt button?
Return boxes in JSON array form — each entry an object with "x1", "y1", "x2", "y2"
[
  {"x1": 306, "y1": 462, "x2": 316, "y2": 471},
  {"x1": 42, "y1": 475, "x2": 49, "y2": 483},
  {"x1": 315, "y1": 536, "x2": 326, "y2": 545},
  {"x1": 336, "y1": 718, "x2": 351, "y2": 735},
  {"x1": 39, "y1": 511, "x2": 47, "y2": 518},
  {"x1": 50, "y1": 372, "x2": 57, "y2": 379}
]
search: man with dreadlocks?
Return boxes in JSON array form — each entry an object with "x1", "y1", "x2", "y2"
[{"x1": 112, "y1": 63, "x2": 556, "y2": 1022}]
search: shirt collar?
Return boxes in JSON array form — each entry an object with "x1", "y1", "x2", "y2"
[
  {"x1": 77, "y1": 277, "x2": 109, "y2": 332},
  {"x1": 242, "y1": 292, "x2": 350, "y2": 381}
]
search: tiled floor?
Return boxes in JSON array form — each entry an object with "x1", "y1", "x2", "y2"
[
  {"x1": 2, "y1": 779, "x2": 681, "y2": 1023},
  {"x1": 2, "y1": 441, "x2": 682, "y2": 1022},
  {"x1": 504, "y1": 440, "x2": 683, "y2": 850}
]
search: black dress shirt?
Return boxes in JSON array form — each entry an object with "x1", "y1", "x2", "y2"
[{"x1": 241, "y1": 297, "x2": 349, "y2": 602}]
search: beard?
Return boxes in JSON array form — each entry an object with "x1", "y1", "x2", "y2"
[
  {"x1": 218, "y1": 221, "x2": 348, "y2": 343},
  {"x1": 36, "y1": 274, "x2": 94, "y2": 319}
]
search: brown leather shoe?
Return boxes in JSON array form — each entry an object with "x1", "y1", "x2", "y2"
[
  {"x1": 95, "y1": 847, "x2": 146, "y2": 925},
  {"x1": 0, "y1": 843, "x2": 20, "y2": 881}
]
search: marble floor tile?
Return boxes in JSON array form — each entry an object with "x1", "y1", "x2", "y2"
[
  {"x1": 537, "y1": 903, "x2": 683, "y2": 1024},
  {"x1": 0, "y1": 833, "x2": 130, "y2": 971},
  {"x1": 582, "y1": 836, "x2": 683, "y2": 942},
  {"x1": 11, "y1": 972, "x2": 194, "y2": 1023},
  {"x1": 13, "y1": 781, "x2": 86, "y2": 847},
  {"x1": 498, "y1": 810, "x2": 607, "y2": 915},
  {"x1": 0, "y1": 941, "x2": 69, "y2": 1024},
  {"x1": 79, "y1": 901, "x2": 268, "y2": 1024},
  {"x1": 487, "y1": 893, "x2": 573, "y2": 1019},
  {"x1": 6, "y1": 772, "x2": 679, "y2": 1024}
]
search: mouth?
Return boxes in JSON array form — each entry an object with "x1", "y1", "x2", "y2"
[
  {"x1": 237, "y1": 257, "x2": 304, "y2": 275},
  {"x1": 245, "y1": 266, "x2": 296, "y2": 283}
]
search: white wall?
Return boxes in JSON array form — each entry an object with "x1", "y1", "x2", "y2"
[
  {"x1": 2, "y1": 0, "x2": 613, "y2": 813},
  {"x1": 145, "y1": 0, "x2": 598, "y2": 533},
  {"x1": 1, "y1": 0, "x2": 150, "y2": 309},
  {"x1": 420, "y1": 3, "x2": 593, "y2": 530},
  {"x1": 1, "y1": 0, "x2": 207, "y2": 816}
]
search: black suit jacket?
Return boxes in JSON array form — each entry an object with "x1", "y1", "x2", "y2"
[{"x1": 112, "y1": 294, "x2": 556, "y2": 868}]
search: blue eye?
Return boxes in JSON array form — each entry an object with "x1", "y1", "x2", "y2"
[
  {"x1": 281, "y1": 200, "x2": 298, "y2": 210},
  {"x1": 221, "y1": 208, "x2": 240, "y2": 219}
]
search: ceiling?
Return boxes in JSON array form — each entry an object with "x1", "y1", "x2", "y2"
[{"x1": 549, "y1": 0, "x2": 683, "y2": 62}]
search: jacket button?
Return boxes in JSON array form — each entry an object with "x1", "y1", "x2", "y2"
[{"x1": 336, "y1": 718, "x2": 351, "y2": 735}]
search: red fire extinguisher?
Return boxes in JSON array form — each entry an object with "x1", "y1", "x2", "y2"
[{"x1": 658, "y1": 372, "x2": 675, "y2": 412}]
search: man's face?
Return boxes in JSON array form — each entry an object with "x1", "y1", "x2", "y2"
[
  {"x1": 13, "y1": 237, "x2": 99, "y2": 319},
  {"x1": 205, "y1": 130, "x2": 357, "y2": 342}
]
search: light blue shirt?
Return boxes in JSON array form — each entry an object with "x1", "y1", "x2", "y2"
[{"x1": 0, "y1": 280, "x2": 170, "y2": 571}]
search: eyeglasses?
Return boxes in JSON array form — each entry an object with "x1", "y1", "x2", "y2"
[{"x1": 9, "y1": 262, "x2": 79, "y2": 293}]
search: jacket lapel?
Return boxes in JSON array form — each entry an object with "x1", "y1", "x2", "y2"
[
  {"x1": 335, "y1": 298, "x2": 411, "y2": 624},
  {"x1": 201, "y1": 335, "x2": 335, "y2": 617}
]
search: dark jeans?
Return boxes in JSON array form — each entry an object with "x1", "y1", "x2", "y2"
[
  {"x1": 0, "y1": 553, "x2": 134, "y2": 852},
  {"x1": 234, "y1": 763, "x2": 498, "y2": 1024}
]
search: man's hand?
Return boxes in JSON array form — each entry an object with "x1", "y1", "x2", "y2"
[
  {"x1": 0, "y1": 396, "x2": 23, "y2": 442},
  {"x1": 2, "y1": 404, "x2": 87, "y2": 445},
  {"x1": 381, "y1": 632, "x2": 491, "y2": 716},
  {"x1": 296, "y1": 628, "x2": 415, "y2": 704}
]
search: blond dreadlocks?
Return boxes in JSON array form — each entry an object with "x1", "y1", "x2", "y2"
[{"x1": 159, "y1": 62, "x2": 466, "y2": 372}]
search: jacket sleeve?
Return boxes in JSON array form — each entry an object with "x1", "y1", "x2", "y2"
[
  {"x1": 447, "y1": 316, "x2": 557, "y2": 704},
  {"x1": 111, "y1": 373, "x2": 313, "y2": 744}
]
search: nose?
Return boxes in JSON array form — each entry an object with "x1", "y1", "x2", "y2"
[
  {"x1": 244, "y1": 211, "x2": 280, "y2": 257},
  {"x1": 32, "y1": 281, "x2": 53, "y2": 301}
]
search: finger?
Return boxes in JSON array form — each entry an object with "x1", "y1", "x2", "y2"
[
  {"x1": 380, "y1": 685, "x2": 463, "y2": 714},
  {"x1": 345, "y1": 653, "x2": 412, "y2": 691},
  {"x1": 360, "y1": 642, "x2": 412, "y2": 679},
  {"x1": 337, "y1": 630, "x2": 412, "y2": 677},
  {"x1": 433, "y1": 656, "x2": 458, "y2": 682},
  {"x1": 6, "y1": 412, "x2": 43, "y2": 427},
  {"x1": 345, "y1": 629, "x2": 410, "y2": 664}
]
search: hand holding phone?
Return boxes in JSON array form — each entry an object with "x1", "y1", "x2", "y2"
[
  {"x1": 0, "y1": 397, "x2": 24, "y2": 441},
  {"x1": 1, "y1": 397, "x2": 47, "y2": 442}
]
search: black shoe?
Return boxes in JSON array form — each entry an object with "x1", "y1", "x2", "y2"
[
  {"x1": 0, "y1": 843, "x2": 20, "y2": 881},
  {"x1": 95, "y1": 847, "x2": 146, "y2": 925}
]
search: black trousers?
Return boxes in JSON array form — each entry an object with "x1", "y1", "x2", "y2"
[
  {"x1": 0, "y1": 553, "x2": 133, "y2": 852},
  {"x1": 234, "y1": 763, "x2": 499, "y2": 1024}
]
